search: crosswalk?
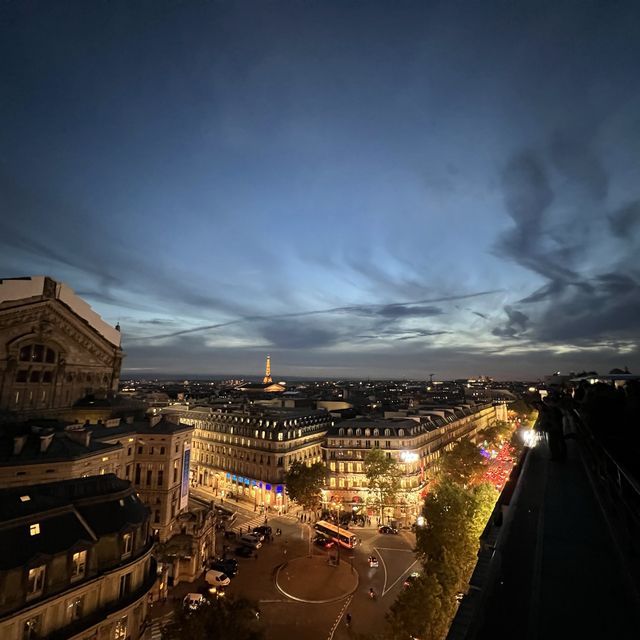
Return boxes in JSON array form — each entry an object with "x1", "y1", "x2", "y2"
[
  {"x1": 148, "y1": 611, "x2": 173, "y2": 640},
  {"x1": 229, "y1": 511, "x2": 300, "y2": 535}
]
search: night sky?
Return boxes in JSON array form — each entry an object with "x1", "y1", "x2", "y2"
[{"x1": 2, "y1": 0, "x2": 639, "y2": 380}]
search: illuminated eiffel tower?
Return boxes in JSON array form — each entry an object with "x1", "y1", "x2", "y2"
[{"x1": 262, "y1": 355, "x2": 273, "y2": 384}]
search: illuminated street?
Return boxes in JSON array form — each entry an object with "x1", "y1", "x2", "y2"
[{"x1": 169, "y1": 489, "x2": 419, "y2": 639}]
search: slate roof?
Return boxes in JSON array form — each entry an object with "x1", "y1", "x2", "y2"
[
  {"x1": 88, "y1": 416, "x2": 192, "y2": 441},
  {"x1": 0, "y1": 475, "x2": 147, "y2": 569},
  {"x1": 0, "y1": 429, "x2": 118, "y2": 467}
]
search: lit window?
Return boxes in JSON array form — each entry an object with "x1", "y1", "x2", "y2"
[
  {"x1": 71, "y1": 550, "x2": 86, "y2": 581},
  {"x1": 23, "y1": 615, "x2": 41, "y2": 640},
  {"x1": 122, "y1": 532, "x2": 133, "y2": 558},
  {"x1": 66, "y1": 595, "x2": 83, "y2": 621},
  {"x1": 27, "y1": 565, "x2": 46, "y2": 598},
  {"x1": 20, "y1": 495, "x2": 31, "y2": 502},
  {"x1": 113, "y1": 615, "x2": 128, "y2": 640},
  {"x1": 29, "y1": 523, "x2": 40, "y2": 536}
]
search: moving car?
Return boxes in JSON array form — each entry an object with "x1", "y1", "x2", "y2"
[
  {"x1": 239, "y1": 534, "x2": 262, "y2": 549},
  {"x1": 183, "y1": 593, "x2": 206, "y2": 611},
  {"x1": 253, "y1": 525, "x2": 272, "y2": 538},
  {"x1": 368, "y1": 555, "x2": 379, "y2": 568},
  {"x1": 313, "y1": 534, "x2": 335, "y2": 549},
  {"x1": 210, "y1": 558, "x2": 238, "y2": 577},
  {"x1": 403, "y1": 571, "x2": 421, "y2": 588},
  {"x1": 249, "y1": 530, "x2": 265, "y2": 541},
  {"x1": 378, "y1": 525, "x2": 398, "y2": 534},
  {"x1": 205, "y1": 569, "x2": 231, "y2": 587}
]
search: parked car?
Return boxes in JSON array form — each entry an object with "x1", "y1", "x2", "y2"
[
  {"x1": 249, "y1": 530, "x2": 265, "y2": 541},
  {"x1": 313, "y1": 535, "x2": 334, "y2": 549},
  {"x1": 235, "y1": 545, "x2": 254, "y2": 558},
  {"x1": 379, "y1": 525, "x2": 398, "y2": 534},
  {"x1": 403, "y1": 572, "x2": 421, "y2": 589},
  {"x1": 253, "y1": 525, "x2": 272, "y2": 538},
  {"x1": 210, "y1": 558, "x2": 238, "y2": 577},
  {"x1": 183, "y1": 593, "x2": 206, "y2": 611},
  {"x1": 239, "y1": 534, "x2": 262, "y2": 549},
  {"x1": 205, "y1": 569, "x2": 231, "y2": 587}
]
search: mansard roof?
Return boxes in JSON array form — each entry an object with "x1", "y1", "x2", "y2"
[{"x1": 0, "y1": 474, "x2": 146, "y2": 569}]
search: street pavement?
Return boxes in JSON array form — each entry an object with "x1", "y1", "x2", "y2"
[{"x1": 150, "y1": 486, "x2": 421, "y2": 639}]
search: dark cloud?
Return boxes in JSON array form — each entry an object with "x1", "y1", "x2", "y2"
[
  {"x1": 376, "y1": 304, "x2": 442, "y2": 318},
  {"x1": 394, "y1": 329, "x2": 450, "y2": 341},
  {"x1": 492, "y1": 306, "x2": 530, "y2": 338},
  {"x1": 137, "y1": 290, "x2": 498, "y2": 341},
  {"x1": 494, "y1": 125, "x2": 640, "y2": 353},
  {"x1": 257, "y1": 319, "x2": 337, "y2": 349},
  {"x1": 550, "y1": 129, "x2": 608, "y2": 201},
  {"x1": 608, "y1": 200, "x2": 640, "y2": 239},
  {"x1": 533, "y1": 277, "x2": 640, "y2": 343},
  {"x1": 497, "y1": 150, "x2": 579, "y2": 286}
]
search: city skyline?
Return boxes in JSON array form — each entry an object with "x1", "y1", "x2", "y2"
[{"x1": 2, "y1": 1, "x2": 639, "y2": 379}]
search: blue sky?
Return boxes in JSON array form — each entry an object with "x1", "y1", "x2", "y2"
[{"x1": 2, "y1": 0, "x2": 639, "y2": 379}]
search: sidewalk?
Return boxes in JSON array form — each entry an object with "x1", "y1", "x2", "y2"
[{"x1": 477, "y1": 437, "x2": 640, "y2": 639}]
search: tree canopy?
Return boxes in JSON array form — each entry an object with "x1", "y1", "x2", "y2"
[
  {"x1": 438, "y1": 438, "x2": 486, "y2": 486},
  {"x1": 364, "y1": 447, "x2": 400, "y2": 519},
  {"x1": 284, "y1": 460, "x2": 326, "y2": 510},
  {"x1": 384, "y1": 479, "x2": 498, "y2": 640},
  {"x1": 162, "y1": 595, "x2": 264, "y2": 640}
]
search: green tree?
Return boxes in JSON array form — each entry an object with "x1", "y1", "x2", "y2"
[
  {"x1": 364, "y1": 447, "x2": 400, "y2": 521},
  {"x1": 162, "y1": 596, "x2": 264, "y2": 640},
  {"x1": 386, "y1": 572, "x2": 451, "y2": 640},
  {"x1": 439, "y1": 439, "x2": 485, "y2": 486},
  {"x1": 284, "y1": 460, "x2": 326, "y2": 511},
  {"x1": 416, "y1": 480, "x2": 498, "y2": 632},
  {"x1": 481, "y1": 420, "x2": 514, "y2": 449}
]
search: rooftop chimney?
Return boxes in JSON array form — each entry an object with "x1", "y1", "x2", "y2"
[
  {"x1": 40, "y1": 433, "x2": 55, "y2": 453},
  {"x1": 13, "y1": 435, "x2": 27, "y2": 455},
  {"x1": 64, "y1": 426, "x2": 92, "y2": 447}
]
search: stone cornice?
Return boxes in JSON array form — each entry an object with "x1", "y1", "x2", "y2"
[{"x1": 0, "y1": 299, "x2": 122, "y2": 365}]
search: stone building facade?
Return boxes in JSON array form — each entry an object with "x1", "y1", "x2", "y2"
[
  {"x1": 0, "y1": 277, "x2": 122, "y2": 416},
  {"x1": 0, "y1": 474, "x2": 155, "y2": 640},
  {"x1": 323, "y1": 402, "x2": 505, "y2": 522},
  {"x1": 171, "y1": 405, "x2": 331, "y2": 512},
  {"x1": 89, "y1": 417, "x2": 194, "y2": 543}
]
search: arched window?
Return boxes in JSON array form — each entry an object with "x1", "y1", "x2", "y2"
[
  {"x1": 398, "y1": 429, "x2": 405, "y2": 437},
  {"x1": 14, "y1": 343, "x2": 58, "y2": 386},
  {"x1": 384, "y1": 429, "x2": 391, "y2": 436},
  {"x1": 347, "y1": 428, "x2": 353, "y2": 436},
  {"x1": 338, "y1": 428, "x2": 345, "y2": 436},
  {"x1": 356, "y1": 429, "x2": 362, "y2": 436},
  {"x1": 373, "y1": 429, "x2": 380, "y2": 436}
]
